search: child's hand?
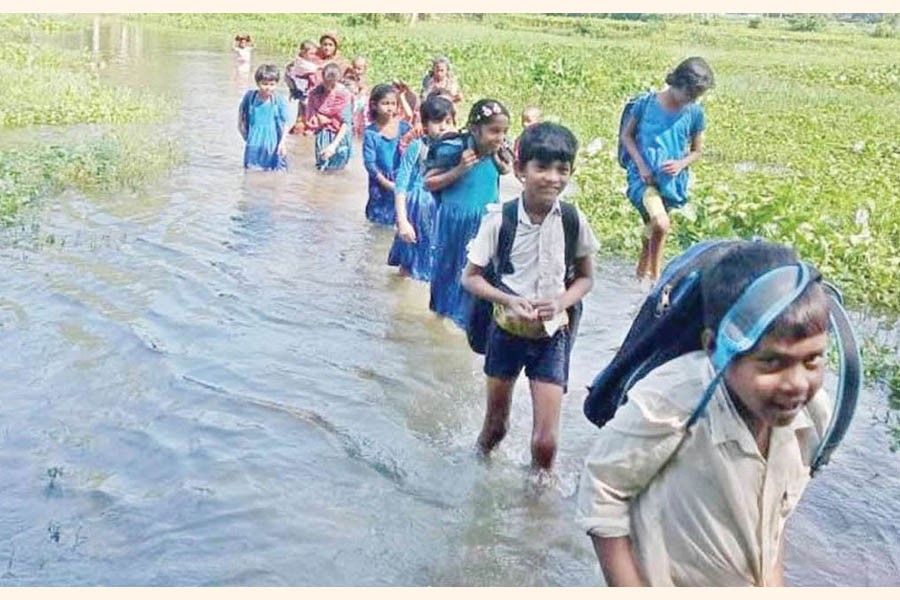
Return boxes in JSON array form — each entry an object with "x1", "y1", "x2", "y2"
[
  {"x1": 532, "y1": 298, "x2": 562, "y2": 321},
  {"x1": 506, "y1": 297, "x2": 538, "y2": 321},
  {"x1": 639, "y1": 165, "x2": 655, "y2": 185},
  {"x1": 457, "y1": 149, "x2": 478, "y2": 172},
  {"x1": 660, "y1": 159, "x2": 685, "y2": 176},
  {"x1": 397, "y1": 219, "x2": 417, "y2": 243},
  {"x1": 321, "y1": 144, "x2": 336, "y2": 160}
]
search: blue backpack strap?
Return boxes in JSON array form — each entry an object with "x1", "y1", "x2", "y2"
[{"x1": 811, "y1": 285, "x2": 861, "y2": 475}]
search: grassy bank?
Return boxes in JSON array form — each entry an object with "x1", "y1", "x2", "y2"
[
  {"x1": 0, "y1": 15, "x2": 177, "y2": 222},
  {"x1": 0, "y1": 131, "x2": 179, "y2": 225}
]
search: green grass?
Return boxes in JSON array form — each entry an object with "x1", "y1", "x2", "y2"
[
  {"x1": 0, "y1": 14, "x2": 177, "y2": 222},
  {"x1": 0, "y1": 131, "x2": 181, "y2": 224}
]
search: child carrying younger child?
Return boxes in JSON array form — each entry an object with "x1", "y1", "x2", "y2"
[
  {"x1": 425, "y1": 98, "x2": 514, "y2": 329},
  {"x1": 387, "y1": 94, "x2": 457, "y2": 281},
  {"x1": 286, "y1": 40, "x2": 322, "y2": 135},
  {"x1": 306, "y1": 62, "x2": 354, "y2": 171},
  {"x1": 462, "y1": 122, "x2": 599, "y2": 471}
]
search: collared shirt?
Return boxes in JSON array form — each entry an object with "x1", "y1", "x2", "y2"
[
  {"x1": 576, "y1": 351, "x2": 833, "y2": 586},
  {"x1": 467, "y1": 197, "x2": 599, "y2": 336}
]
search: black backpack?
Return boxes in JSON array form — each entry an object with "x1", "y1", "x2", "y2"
[
  {"x1": 617, "y1": 92, "x2": 653, "y2": 169},
  {"x1": 466, "y1": 199, "x2": 583, "y2": 355},
  {"x1": 582, "y1": 238, "x2": 861, "y2": 475}
]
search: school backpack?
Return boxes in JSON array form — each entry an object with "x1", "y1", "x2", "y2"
[
  {"x1": 616, "y1": 91, "x2": 653, "y2": 169},
  {"x1": 467, "y1": 199, "x2": 584, "y2": 355},
  {"x1": 582, "y1": 238, "x2": 861, "y2": 475},
  {"x1": 423, "y1": 132, "x2": 476, "y2": 206}
]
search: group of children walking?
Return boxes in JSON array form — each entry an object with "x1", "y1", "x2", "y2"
[
  {"x1": 237, "y1": 42, "x2": 717, "y2": 468},
  {"x1": 233, "y1": 38, "x2": 861, "y2": 587}
]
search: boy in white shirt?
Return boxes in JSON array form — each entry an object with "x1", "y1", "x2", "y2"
[{"x1": 463, "y1": 122, "x2": 599, "y2": 471}]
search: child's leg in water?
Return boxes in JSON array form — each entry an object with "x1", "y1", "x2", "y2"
[
  {"x1": 529, "y1": 379, "x2": 563, "y2": 470},
  {"x1": 477, "y1": 376, "x2": 516, "y2": 456}
]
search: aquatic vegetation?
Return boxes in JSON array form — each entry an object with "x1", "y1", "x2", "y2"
[
  {"x1": 0, "y1": 15, "x2": 177, "y2": 222},
  {"x1": 0, "y1": 132, "x2": 181, "y2": 224}
]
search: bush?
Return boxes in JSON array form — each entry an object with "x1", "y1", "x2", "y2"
[
  {"x1": 749, "y1": 17, "x2": 763, "y2": 29},
  {"x1": 873, "y1": 21, "x2": 897, "y2": 38},
  {"x1": 787, "y1": 14, "x2": 829, "y2": 32}
]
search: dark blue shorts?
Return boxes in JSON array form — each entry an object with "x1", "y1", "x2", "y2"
[{"x1": 484, "y1": 320, "x2": 571, "y2": 391}]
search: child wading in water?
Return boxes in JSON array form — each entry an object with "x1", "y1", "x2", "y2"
[
  {"x1": 238, "y1": 64, "x2": 288, "y2": 171},
  {"x1": 286, "y1": 40, "x2": 322, "y2": 135},
  {"x1": 425, "y1": 99, "x2": 513, "y2": 328},
  {"x1": 233, "y1": 34, "x2": 253, "y2": 63},
  {"x1": 621, "y1": 56, "x2": 714, "y2": 285},
  {"x1": 363, "y1": 83, "x2": 412, "y2": 225},
  {"x1": 463, "y1": 122, "x2": 598, "y2": 471},
  {"x1": 387, "y1": 95, "x2": 457, "y2": 281},
  {"x1": 306, "y1": 62, "x2": 354, "y2": 171}
]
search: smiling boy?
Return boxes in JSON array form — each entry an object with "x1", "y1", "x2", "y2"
[
  {"x1": 576, "y1": 242, "x2": 834, "y2": 586},
  {"x1": 462, "y1": 122, "x2": 599, "y2": 471}
]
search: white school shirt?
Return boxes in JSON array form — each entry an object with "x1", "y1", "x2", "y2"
[
  {"x1": 575, "y1": 351, "x2": 833, "y2": 586},
  {"x1": 466, "y1": 198, "x2": 599, "y2": 336}
]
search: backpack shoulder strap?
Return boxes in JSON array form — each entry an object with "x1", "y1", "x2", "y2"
[
  {"x1": 495, "y1": 199, "x2": 519, "y2": 275},
  {"x1": 560, "y1": 201, "x2": 581, "y2": 278}
]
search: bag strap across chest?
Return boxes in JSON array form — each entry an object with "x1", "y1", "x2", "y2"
[{"x1": 495, "y1": 198, "x2": 580, "y2": 284}]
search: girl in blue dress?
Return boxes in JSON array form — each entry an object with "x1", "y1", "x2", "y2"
[
  {"x1": 238, "y1": 64, "x2": 288, "y2": 171},
  {"x1": 387, "y1": 95, "x2": 457, "y2": 281},
  {"x1": 363, "y1": 83, "x2": 411, "y2": 225},
  {"x1": 425, "y1": 98, "x2": 513, "y2": 329},
  {"x1": 620, "y1": 57, "x2": 714, "y2": 283}
]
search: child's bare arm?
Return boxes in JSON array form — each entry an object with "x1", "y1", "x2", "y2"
[
  {"x1": 590, "y1": 535, "x2": 647, "y2": 587},
  {"x1": 621, "y1": 116, "x2": 652, "y2": 182},
  {"x1": 423, "y1": 149, "x2": 477, "y2": 191}
]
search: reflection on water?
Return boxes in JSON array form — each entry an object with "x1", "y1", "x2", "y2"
[{"x1": 1, "y1": 18, "x2": 898, "y2": 586}]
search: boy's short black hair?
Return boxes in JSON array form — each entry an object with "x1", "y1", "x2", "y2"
[
  {"x1": 255, "y1": 64, "x2": 280, "y2": 83},
  {"x1": 701, "y1": 241, "x2": 829, "y2": 347},
  {"x1": 516, "y1": 121, "x2": 578, "y2": 168}
]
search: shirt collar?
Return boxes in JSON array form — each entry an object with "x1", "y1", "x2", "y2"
[{"x1": 517, "y1": 196, "x2": 562, "y2": 226}]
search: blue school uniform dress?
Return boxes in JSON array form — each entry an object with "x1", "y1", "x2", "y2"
[
  {"x1": 429, "y1": 142, "x2": 501, "y2": 329},
  {"x1": 363, "y1": 120, "x2": 412, "y2": 225},
  {"x1": 240, "y1": 90, "x2": 288, "y2": 171},
  {"x1": 387, "y1": 137, "x2": 436, "y2": 281},
  {"x1": 626, "y1": 94, "x2": 706, "y2": 217}
]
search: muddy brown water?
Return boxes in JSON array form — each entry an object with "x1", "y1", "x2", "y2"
[{"x1": 0, "y1": 19, "x2": 897, "y2": 585}]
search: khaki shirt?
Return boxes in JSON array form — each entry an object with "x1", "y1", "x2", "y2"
[
  {"x1": 576, "y1": 351, "x2": 832, "y2": 586},
  {"x1": 466, "y1": 198, "x2": 599, "y2": 336}
]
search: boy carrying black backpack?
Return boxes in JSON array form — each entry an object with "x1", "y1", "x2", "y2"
[
  {"x1": 576, "y1": 239, "x2": 861, "y2": 586},
  {"x1": 462, "y1": 122, "x2": 599, "y2": 471}
]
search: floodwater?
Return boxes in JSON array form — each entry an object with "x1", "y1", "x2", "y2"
[{"x1": 0, "y1": 19, "x2": 897, "y2": 586}]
